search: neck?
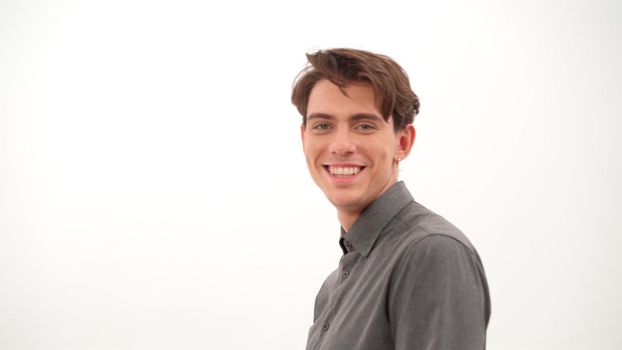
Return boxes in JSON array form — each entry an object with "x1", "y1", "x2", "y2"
[{"x1": 338, "y1": 176, "x2": 401, "y2": 233}]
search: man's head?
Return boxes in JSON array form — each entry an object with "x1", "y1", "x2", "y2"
[
  {"x1": 292, "y1": 48, "x2": 420, "y2": 132},
  {"x1": 292, "y1": 48, "x2": 419, "y2": 222}
]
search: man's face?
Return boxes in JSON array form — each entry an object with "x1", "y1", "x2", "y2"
[{"x1": 301, "y1": 79, "x2": 414, "y2": 214}]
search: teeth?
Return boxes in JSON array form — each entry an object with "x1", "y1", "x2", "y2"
[{"x1": 329, "y1": 166, "x2": 361, "y2": 176}]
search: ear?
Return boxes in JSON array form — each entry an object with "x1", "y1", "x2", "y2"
[{"x1": 395, "y1": 124, "x2": 416, "y2": 161}]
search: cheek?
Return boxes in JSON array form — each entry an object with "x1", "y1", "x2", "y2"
[
  {"x1": 304, "y1": 140, "x2": 323, "y2": 158},
  {"x1": 368, "y1": 142, "x2": 394, "y2": 163},
  {"x1": 303, "y1": 144, "x2": 321, "y2": 167}
]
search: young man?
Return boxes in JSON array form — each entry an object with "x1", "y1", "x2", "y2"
[{"x1": 292, "y1": 48, "x2": 491, "y2": 350}]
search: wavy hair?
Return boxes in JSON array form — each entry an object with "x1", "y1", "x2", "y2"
[{"x1": 291, "y1": 48, "x2": 420, "y2": 131}]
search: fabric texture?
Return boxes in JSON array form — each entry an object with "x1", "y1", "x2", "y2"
[{"x1": 306, "y1": 181, "x2": 491, "y2": 350}]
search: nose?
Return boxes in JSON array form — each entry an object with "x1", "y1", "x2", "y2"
[{"x1": 329, "y1": 128, "x2": 356, "y2": 156}]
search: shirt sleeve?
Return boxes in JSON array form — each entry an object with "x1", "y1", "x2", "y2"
[{"x1": 388, "y1": 234, "x2": 491, "y2": 350}]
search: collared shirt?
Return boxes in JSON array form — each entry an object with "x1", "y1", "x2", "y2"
[{"x1": 306, "y1": 181, "x2": 491, "y2": 350}]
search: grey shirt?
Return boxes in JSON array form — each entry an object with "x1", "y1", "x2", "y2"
[{"x1": 306, "y1": 181, "x2": 491, "y2": 350}]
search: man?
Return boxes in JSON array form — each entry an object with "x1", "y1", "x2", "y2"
[{"x1": 291, "y1": 48, "x2": 491, "y2": 350}]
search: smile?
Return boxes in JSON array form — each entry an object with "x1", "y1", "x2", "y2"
[{"x1": 325, "y1": 165, "x2": 364, "y2": 177}]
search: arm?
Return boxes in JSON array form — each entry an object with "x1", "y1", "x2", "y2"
[{"x1": 389, "y1": 234, "x2": 491, "y2": 350}]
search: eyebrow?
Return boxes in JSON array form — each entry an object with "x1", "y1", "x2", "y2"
[{"x1": 307, "y1": 113, "x2": 386, "y2": 123}]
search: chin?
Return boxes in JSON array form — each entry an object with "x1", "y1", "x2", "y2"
[{"x1": 325, "y1": 192, "x2": 366, "y2": 212}]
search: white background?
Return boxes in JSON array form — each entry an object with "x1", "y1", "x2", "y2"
[{"x1": 1, "y1": 0, "x2": 621, "y2": 349}]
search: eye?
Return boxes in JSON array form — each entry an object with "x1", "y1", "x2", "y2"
[
  {"x1": 312, "y1": 122, "x2": 332, "y2": 130},
  {"x1": 355, "y1": 123, "x2": 377, "y2": 131}
]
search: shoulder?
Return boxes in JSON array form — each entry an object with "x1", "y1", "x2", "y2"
[
  {"x1": 389, "y1": 200, "x2": 478, "y2": 256},
  {"x1": 381, "y1": 201, "x2": 487, "y2": 282},
  {"x1": 385, "y1": 207, "x2": 492, "y2": 348},
  {"x1": 397, "y1": 234, "x2": 482, "y2": 279}
]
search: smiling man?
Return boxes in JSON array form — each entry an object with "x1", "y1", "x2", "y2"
[{"x1": 292, "y1": 48, "x2": 491, "y2": 350}]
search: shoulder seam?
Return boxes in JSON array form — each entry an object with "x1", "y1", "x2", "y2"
[{"x1": 394, "y1": 221, "x2": 476, "y2": 258}]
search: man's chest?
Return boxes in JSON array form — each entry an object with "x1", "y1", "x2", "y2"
[{"x1": 306, "y1": 251, "x2": 400, "y2": 350}]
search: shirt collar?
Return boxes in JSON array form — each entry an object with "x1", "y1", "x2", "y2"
[{"x1": 339, "y1": 181, "x2": 414, "y2": 257}]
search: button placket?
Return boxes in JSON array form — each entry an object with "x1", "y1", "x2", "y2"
[{"x1": 338, "y1": 247, "x2": 358, "y2": 285}]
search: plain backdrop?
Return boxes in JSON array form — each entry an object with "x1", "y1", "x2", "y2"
[{"x1": 1, "y1": 0, "x2": 621, "y2": 349}]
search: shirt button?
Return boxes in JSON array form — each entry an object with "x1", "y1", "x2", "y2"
[
  {"x1": 321, "y1": 322, "x2": 329, "y2": 332},
  {"x1": 345, "y1": 240, "x2": 353, "y2": 251},
  {"x1": 342, "y1": 271, "x2": 350, "y2": 279}
]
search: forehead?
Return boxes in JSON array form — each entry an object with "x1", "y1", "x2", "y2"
[{"x1": 307, "y1": 79, "x2": 380, "y2": 117}]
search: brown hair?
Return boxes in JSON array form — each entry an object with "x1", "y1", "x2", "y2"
[{"x1": 291, "y1": 48, "x2": 420, "y2": 131}]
